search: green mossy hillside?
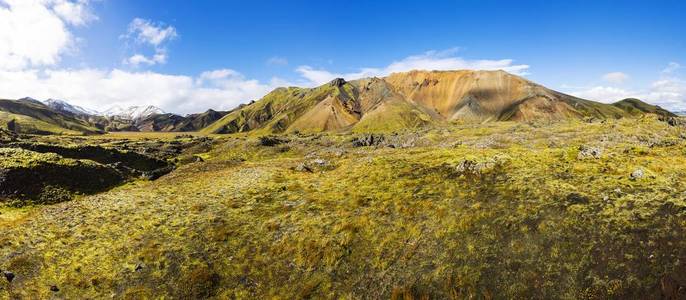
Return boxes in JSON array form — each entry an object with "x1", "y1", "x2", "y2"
[
  {"x1": 0, "y1": 111, "x2": 83, "y2": 135},
  {"x1": 0, "y1": 99, "x2": 102, "y2": 135}
]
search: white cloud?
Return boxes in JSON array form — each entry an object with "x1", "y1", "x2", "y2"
[
  {"x1": 602, "y1": 72, "x2": 629, "y2": 84},
  {"x1": 295, "y1": 49, "x2": 530, "y2": 86},
  {"x1": 663, "y1": 62, "x2": 682, "y2": 74},
  {"x1": 566, "y1": 63, "x2": 686, "y2": 111},
  {"x1": 0, "y1": 68, "x2": 284, "y2": 115},
  {"x1": 570, "y1": 86, "x2": 636, "y2": 102},
  {"x1": 644, "y1": 77, "x2": 686, "y2": 110},
  {"x1": 0, "y1": 0, "x2": 95, "y2": 71},
  {"x1": 266, "y1": 56, "x2": 288, "y2": 66},
  {"x1": 125, "y1": 18, "x2": 177, "y2": 47},
  {"x1": 123, "y1": 49, "x2": 167, "y2": 67},
  {"x1": 121, "y1": 18, "x2": 177, "y2": 67},
  {"x1": 51, "y1": 0, "x2": 96, "y2": 26}
]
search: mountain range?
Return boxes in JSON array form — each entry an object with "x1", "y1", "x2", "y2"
[
  {"x1": 201, "y1": 70, "x2": 675, "y2": 134},
  {"x1": 0, "y1": 70, "x2": 677, "y2": 135}
]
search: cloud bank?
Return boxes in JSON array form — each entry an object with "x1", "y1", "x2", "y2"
[
  {"x1": 566, "y1": 64, "x2": 686, "y2": 111},
  {"x1": 296, "y1": 49, "x2": 530, "y2": 86}
]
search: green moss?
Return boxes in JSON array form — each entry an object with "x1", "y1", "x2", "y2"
[{"x1": 2, "y1": 117, "x2": 686, "y2": 298}]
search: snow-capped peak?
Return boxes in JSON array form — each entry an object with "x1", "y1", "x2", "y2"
[
  {"x1": 44, "y1": 99, "x2": 99, "y2": 116},
  {"x1": 102, "y1": 105, "x2": 165, "y2": 120}
]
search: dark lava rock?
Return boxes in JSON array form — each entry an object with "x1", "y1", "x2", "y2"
[
  {"x1": 3, "y1": 271, "x2": 14, "y2": 282},
  {"x1": 566, "y1": 193, "x2": 590, "y2": 205},
  {"x1": 259, "y1": 136, "x2": 289, "y2": 147},
  {"x1": 352, "y1": 134, "x2": 385, "y2": 147},
  {"x1": 141, "y1": 165, "x2": 176, "y2": 180},
  {"x1": 329, "y1": 78, "x2": 346, "y2": 87},
  {"x1": 663, "y1": 116, "x2": 685, "y2": 127}
]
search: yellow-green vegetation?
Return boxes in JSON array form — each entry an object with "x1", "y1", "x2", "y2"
[
  {"x1": 2, "y1": 116, "x2": 686, "y2": 298},
  {"x1": 0, "y1": 111, "x2": 83, "y2": 135},
  {"x1": 0, "y1": 147, "x2": 71, "y2": 168}
]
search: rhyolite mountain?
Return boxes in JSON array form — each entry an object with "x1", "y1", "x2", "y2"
[{"x1": 202, "y1": 70, "x2": 676, "y2": 134}]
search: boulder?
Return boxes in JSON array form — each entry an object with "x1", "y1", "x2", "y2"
[{"x1": 351, "y1": 134, "x2": 385, "y2": 147}]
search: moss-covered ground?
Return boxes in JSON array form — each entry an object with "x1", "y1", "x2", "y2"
[{"x1": 1, "y1": 116, "x2": 686, "y2": 299}]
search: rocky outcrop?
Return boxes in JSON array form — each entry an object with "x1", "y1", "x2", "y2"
[{"x1": 0, "y1": 148, "x2": 125, "y2": 204}]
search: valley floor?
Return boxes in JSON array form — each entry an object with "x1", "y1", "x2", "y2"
[{"x1": 2, "y1": 117, "x2": 686, "y2": 299}]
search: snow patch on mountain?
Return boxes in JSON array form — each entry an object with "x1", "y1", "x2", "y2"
[
  {"x1": 102, "y1": 105, "x2": 166, "y2": 120},
  {"x1": 44, "y1": 99, "x2": 99, "y2": 116}
]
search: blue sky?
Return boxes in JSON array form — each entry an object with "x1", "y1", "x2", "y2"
[{"x1": 1, "y1": 0, "x2": 684, "y2": 114}]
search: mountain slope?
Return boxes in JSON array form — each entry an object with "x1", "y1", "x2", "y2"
[
  {"x1": 173, "y1": 109, "x2": 229, "y2": 132},
  {"x1": 203, "y1": 70, "x2": 667, "y2": 134},
  {"x1": 0, "y1": 111, "x2": 84, "y2": 135},
  {"x1": 384, "y1": 70, "x2": 630, "y2": 122},
  {"x1": 0, "y1": 99, "x2": 103, "y2": 135},
  {"x1": 611, "y1": 98, "x2": 676, "y2": 117},
  {"x1": 201, "y1": 84, "x2": 341, "y2": 134},
  {"x1": 127, "y1": 109, "x2": 229, "y2": 132}
]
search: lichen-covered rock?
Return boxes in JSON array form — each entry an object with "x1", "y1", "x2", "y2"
[
  {"x1": 293, "y1": 158, "x2": 335, "y2": 173},
  {"x1": 577, "y1": 145, "x2": 602, "y2": 159},
  {"x1": 630, "y1": 169, "x2": 645, "y2": 180}
]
